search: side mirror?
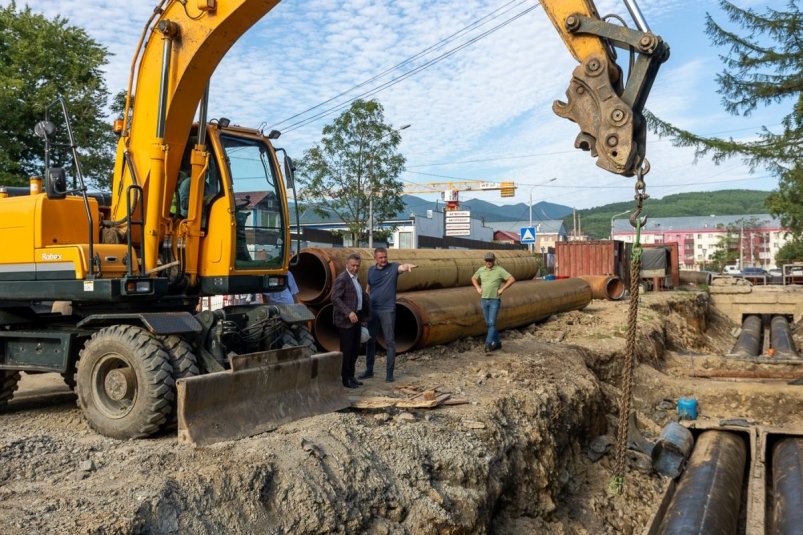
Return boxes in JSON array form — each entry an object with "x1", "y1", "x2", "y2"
[
  {"x1": 283, "y1": 155, "x2": 295, "y2": 189},
  {"x1": 45, "y1": 167, "x2": 68, "y2": 199}
]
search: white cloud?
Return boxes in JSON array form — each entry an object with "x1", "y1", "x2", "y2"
[{"x1": 5, "y1": 0, "x2": 783, "y2": 209}]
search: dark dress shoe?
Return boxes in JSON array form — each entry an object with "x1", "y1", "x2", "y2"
[
  {"x1": 342, "y1": 379, "x2": 357, "y2": 389},
  {"x1": 385, "y1": 376, "x2": 395, "y2": 383},
  {"x1": 357, "y1": 371, "x2": 374, "y2": 379},
  {"x1": 349, "y1": 378, "x2": 363, "y2": 387}
]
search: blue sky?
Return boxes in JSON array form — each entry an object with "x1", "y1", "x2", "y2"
[{"x1": 11, "y1": 0, "x2": 790, "y2": 211}]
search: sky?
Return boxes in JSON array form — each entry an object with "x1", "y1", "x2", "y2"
[{"x1": 8, "y1": 0, "x2": 791, "y2": 213}]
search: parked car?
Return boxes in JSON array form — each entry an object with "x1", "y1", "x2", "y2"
[
  {"x1": 768, "y1": 268, "x2": 783, "y2": 284},
  {"x1": 723, "y1": 265, "x2": 741, "y2": 275},
  {"x1": 742, "y1": 267, "x2": 769, "y2": 277}
]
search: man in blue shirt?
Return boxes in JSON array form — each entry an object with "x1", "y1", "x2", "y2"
[{"x1": 360, "y1": 247, "x2": 416, "y2": 382}]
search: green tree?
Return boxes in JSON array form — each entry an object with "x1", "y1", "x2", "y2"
[
  {"x1": 0, "y1": 3, "x2": 115, "y2": 188},
  {"x1": 775, "y1": 238, "x2": 803, "y2": 265},
  {"x1": 646, "y1": 1, "x2": 802, "y2": 237},
  {"x1": 297, "y1": 99, "x2": 406, "y2": 244}
]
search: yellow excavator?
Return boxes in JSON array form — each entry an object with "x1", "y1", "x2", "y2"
[{"x1": 0, "y1": 0, "x2": 668, "y2": 445}]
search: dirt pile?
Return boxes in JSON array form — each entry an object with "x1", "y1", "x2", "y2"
[{"x1": 0, "y1": 291, "x2": 784, "y2": 534}]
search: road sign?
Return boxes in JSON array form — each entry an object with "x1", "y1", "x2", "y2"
[
  {"x1": 446, "y1": 210, "x2": 470, "y2": 218},
  {"x1": 445, "y1": 229, "x2": 471, "y2": 236},
  {"x1": 520, "y1": 227, "x2": 536, "y2": 244},
  {"x1": 445, "y1": 223, "x2": 471, "y2": 230}
]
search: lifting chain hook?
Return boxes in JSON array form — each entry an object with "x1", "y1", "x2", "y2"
[{"x1": 629, "y1": 159, "x2": 650, "y2": 229}]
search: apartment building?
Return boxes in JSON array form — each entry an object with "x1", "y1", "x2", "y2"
[{"x1": 612, "y1": 214, "x2": 790, "y2": 270}]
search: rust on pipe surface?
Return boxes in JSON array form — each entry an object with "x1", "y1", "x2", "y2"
[
  {"x1": 393, "y1": 279, "x2": 592, "y2": 352},
  {"x1": 312, "y1": 303, "x2": 340, "y2": 353},
  {"x1": 577, "y1": 275, "x2": 624, "y2": 300},
  {"x1": 291, "y1": 248, "x2": 538, "y2": 305},
  {"x1": 657, "y1": 430, "x2": 747, "y2": 535},
  {"x1": 678, "y1": 270, "x2": 713, "y2": 286}
]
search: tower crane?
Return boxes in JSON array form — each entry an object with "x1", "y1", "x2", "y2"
[{"x1": 403, "y1": 180, "x2": 516, "y2": 211}]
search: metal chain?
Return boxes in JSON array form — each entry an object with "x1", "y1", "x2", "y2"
[{"x1": 610, "y1": 164, "x2": 649, "y2": 494}]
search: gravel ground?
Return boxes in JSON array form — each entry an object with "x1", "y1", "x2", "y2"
[{"x1": 1, "y1": 291, "x2": 800, "y2": 534}]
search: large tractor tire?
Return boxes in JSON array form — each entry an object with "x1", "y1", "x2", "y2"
[
  {"x1": 160, "y1": 335, "x2": 199, "y2": 428},
  {"x1": 76, "y1": 325, "x2": 175, "y2": 439},
  {"x1": 281, "y1": 324, "x2": 317, "y2": 357},
  {"x1": 0, "y1": 371, "x2": 20, "y2": 409}
]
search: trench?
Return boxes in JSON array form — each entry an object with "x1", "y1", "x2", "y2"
[{"x1": 130, "y1": 300, "x2": 703, "y2": 534}]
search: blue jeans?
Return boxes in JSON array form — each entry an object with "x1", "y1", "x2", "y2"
[
  {"x1": 481, "y1": 298, "x2": 501, "y2": 346},
  {"x1": 364, "y1": 308, "x2": 397, "y2": 377}
]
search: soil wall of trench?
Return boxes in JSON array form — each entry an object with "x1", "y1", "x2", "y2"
[{"x1": 0, "y1": 293, "x2": 714, "y2": 534}]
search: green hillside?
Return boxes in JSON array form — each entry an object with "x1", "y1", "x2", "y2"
[{"x1": 565, "y1": 190, "x2": 770, "y2": 239}]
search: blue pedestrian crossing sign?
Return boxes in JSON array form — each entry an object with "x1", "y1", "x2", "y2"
[{"x1": 520, "y1": 226, "x2": 536, "y2": 244}]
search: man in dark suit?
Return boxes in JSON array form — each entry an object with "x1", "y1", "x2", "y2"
[{"x1": 332, "y1": 253, "x2": 371, "y2": 388}]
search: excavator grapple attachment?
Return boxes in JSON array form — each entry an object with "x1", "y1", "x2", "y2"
[{"x1": 176, "y1": 349, "x2": 348, "y2": 446}]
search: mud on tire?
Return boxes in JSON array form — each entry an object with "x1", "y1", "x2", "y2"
[
  {"x1": 0, "y1": 371, "x2": 20, "y2": 409},
  {"x1": 76, "y1": 325, "x2": 175, "y2": 440},
  {"x1": 160, "y1": 335, "x2": 200, "y2": 427},
  {"x1": 281, "y1": 325, "x2": 317, "y2": 357}
]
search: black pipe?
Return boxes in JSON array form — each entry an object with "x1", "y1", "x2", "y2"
[
  {"x1": 772, "y1": 438, "x2": 803, "y2": 534},
  {"x1": 729, "y1": 315, "x2": 762, "y2": 358},
  {"x1": 657, "y1": 430, "x2": 747, "y2": 535},
  {"x1": 771, "y1": 316, "x2": 799, "y2": 359}
]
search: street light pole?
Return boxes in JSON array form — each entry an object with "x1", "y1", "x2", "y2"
[
  {"x1": 368, "y1": 123, "x2": 410, "y2": 248},
  {"x1": 528, "y1": 178, "x2": 556, "y2": 252}
]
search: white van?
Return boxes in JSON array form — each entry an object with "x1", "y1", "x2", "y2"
[{"x1": 723, "y1": 265, "x2": 741, "y2": 275}]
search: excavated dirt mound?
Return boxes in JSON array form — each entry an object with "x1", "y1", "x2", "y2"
[{"x1": 1, "y1": 291, "x2": 801, "y2": 533}]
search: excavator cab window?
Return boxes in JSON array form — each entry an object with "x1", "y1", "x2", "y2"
[{"x1": 220, "y1": 133, "x2": 285, "y2": 270}]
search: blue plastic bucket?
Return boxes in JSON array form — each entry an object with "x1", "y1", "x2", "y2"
[
  {"x1": 677, "y1": 396, "x2": 698, "y2": 420},
  {"x1": 544, "y1": 274, "x2": 556, "y2": 281}
]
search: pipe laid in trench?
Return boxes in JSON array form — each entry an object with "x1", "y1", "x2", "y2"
[
  {"x1": 291, "y1": 248, "x2": 539, "y2": 305},
  {"x1": 729, "y1": 315, "x2": 763, "y2": 358},
  {"x1": 312, "y1": 279, "x2": 592, "y2": 353},
  {"x1": 657, "y1": 430, "x2": 747, "y2": 535},
  {"x1": 772, "y1": 438, "x2": 803, "y2": 534},
  {"x1": 771, "y1": 315, "x2": 799, "y2": 359},
  {"x1": 577, "y1": 275, "x2": 625, "y2": 300}
]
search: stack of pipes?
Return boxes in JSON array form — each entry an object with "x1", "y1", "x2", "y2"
[{"x1": 291, "y1": 248, "x2": 593, "y2": 353}]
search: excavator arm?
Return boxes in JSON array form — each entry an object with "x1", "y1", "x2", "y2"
[
  {"x1": 111, "y1": 0, "x2": 281, "y2": 273},
  {"x1": 541, "y1": 0, "x2": 670, "y2": 177}
]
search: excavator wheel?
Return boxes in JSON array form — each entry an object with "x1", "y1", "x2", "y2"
[
  {"x1": 160, "y1": 335, "x2": 199, "y2": 428},
  {"x1": 0, "y1": 371, "x2": 21, "y2": 409},
  {"x1": 75, "y1": 325, "x2": 175, "y2": 440},
  {"x1": 281, "y1": 325, "x2": 317, "y2": 357}
]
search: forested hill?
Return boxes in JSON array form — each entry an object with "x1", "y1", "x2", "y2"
[{"x1": 565, "y1": 190, "x2": 770, "y2": 239}]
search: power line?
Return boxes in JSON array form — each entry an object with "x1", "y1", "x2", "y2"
[
  {"x1": 268, "y1": 0, "x2": 530, "y2": 130},
  {"x1": 279, "y1": 3, "x2": 539, "y2": 134}
]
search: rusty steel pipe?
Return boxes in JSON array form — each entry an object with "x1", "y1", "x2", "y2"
[
  {"x1": 657, "y1": 430, "x2": 747, "y2": 535},
  {"x1": 729, "y1": 315, "x2": 762, "y2": 358},
  {"x1": 312, "y1": 303, "x2": 340, "y2": 353},
  {"x1": 577, "y1": 275, "x2": 625, "y2": 300},
  {"x1": 678, "y1": 270, "x2": 713, "y2": 286},
  {"x1": 392, "y1": 279, "x2": 592, "y2": 352},
  {"x1": 771, "y1": 315, "x2": 799, "y2": 359},
  {"x1": 771, "y1": 438, "x2": 803, "y2": 534},
  {"x1": 291, "y1": 248, "x2": 539, "y2": 305}
]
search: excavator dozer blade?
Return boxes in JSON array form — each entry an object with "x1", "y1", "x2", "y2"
[{"x1": 176, "y1": 349, "x2": 348, "y2": 446}]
